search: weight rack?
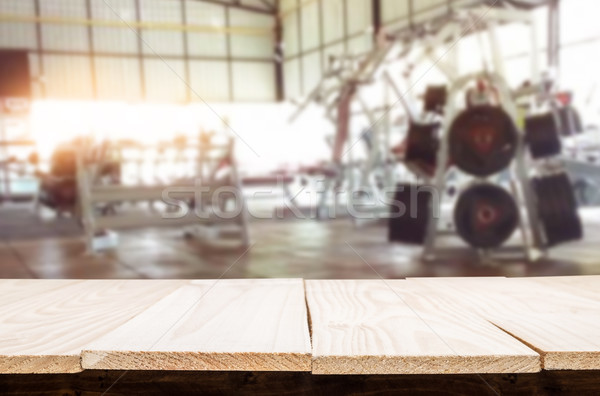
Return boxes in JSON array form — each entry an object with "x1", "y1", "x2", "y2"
[{"x1": 422, "y1": 72, "x2": 548, "y2": 262}]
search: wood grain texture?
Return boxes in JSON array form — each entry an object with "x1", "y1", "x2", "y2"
[
  {"x1": 409, "y1": 277, "x2": 600, "y2": 370},
  {"x1": 81, "y1": 279, "x2": 311, "y2": 371},
  {"x1": 3, "y1": 276, "x2": 598, "y2": 375},
  {"x1": 520, "y1": 275, "x2": 600, "y2": 301},
  {"x1": 0, "y1": 280, "x2": 185, "y2": 374},
  {"x1": 305, "y1": 280, "x2": 540, "y2": 374}
]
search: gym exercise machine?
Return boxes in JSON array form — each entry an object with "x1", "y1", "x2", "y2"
[
  {"x1": 287, "y1": 2, "x2": 555, "y2": 223},
  {"x1": 36, "y1": 138, "x2": 101, "y2": 217},
  {"x1": 289, "y1": 30, "x2": 412, "y2": 222},
  {"x1": 76, "y1": 131, "x2": 249, "y2": 252},
  {"x1": 289, "y1": 0, "x2": 582, "y2": 261},
  {"x1": 0, "y1": 98, "x2": 38, "y2": 204}
]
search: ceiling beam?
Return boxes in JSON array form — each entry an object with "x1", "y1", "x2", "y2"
[
  {"x1": 188, "y1": 0, "x2": 276, "y2": 15},
  {"x1": 0, "y1": 13, "x2": 272, "y2": 35}
]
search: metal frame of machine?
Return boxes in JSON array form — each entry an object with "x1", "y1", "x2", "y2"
[{"x1": 76, "y1": 133, "x2": 249, "y2": 252}]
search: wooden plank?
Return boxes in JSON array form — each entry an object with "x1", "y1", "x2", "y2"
[
  {"x1": 305, "y1": 279, "x2": 540, "y2": 374},
  {"x1": 0, "y1": 280, "x2": 185, "y2": 374},
  {"x1": 519, "y1": 275, "x2": 600, "y2": 301},
  {"x1": 81, "y1": 279, "x2": 311, "y2": 371},
  {"x1": 409, "y1": 277, "x2": 600, "y2": 370},
  {"x1": 0, "y1": 279, "x2": 72, "y2": 306}
]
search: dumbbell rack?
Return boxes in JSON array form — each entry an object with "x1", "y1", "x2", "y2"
[{"x1": 421, "y1": 72, "x2": 548, "y2": 262}]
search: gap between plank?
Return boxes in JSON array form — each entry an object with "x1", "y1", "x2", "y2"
[
  {"x1": 302, "y1": 279, "x2": 313, "y2": 343},
  {"x1": 488, "y1": 321, "x2": 546, "y2": 368}
]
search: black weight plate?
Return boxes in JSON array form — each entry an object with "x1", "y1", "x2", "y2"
[
  {"x1": 525, "y1": 112, "x2": 562, "y2": 158},
  {"x1": 424, "y1": 85, "x2": 447, "y2": 114},
  {"x1": 532, "y1": 177, "x2": 550, "y2": 221},
  {"x1": 449, "y1": 105, "x2": 518, "y2": 177},
  {"x1": 538, "y1": 175, "x2": 570, "y2": 243},
  {"x1": 388, "y1": 183, "x2": 431, "y2": 245},
  {"x1": 541, "y1": 212, "x2": 582, "y2": 246},
  {"x1": 549, "y1": 173, "x2": 582, "y2": 244},
  {"x1": 405, "y1": 122, "x2": 440, "y2": 176},
  {"x1": 454, "y1": 183, "x2": 519, "y2": 249},
  {"x1": 554, "y1": 173, "x2": 578, "y2": 213},
  {"x1": 532, "y1": 173, "x2": 583, "y2": 246},
  {"x1": 537, "y1": 176, "x2": 568, "y2": 245}
]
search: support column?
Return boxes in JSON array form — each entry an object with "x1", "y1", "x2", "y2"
[{"x1": 274, "y1": 2, "x2": 285, "y2": 101}]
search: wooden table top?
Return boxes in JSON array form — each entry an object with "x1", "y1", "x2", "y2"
[{"x1": 0, "y1": 276, "x2": 598, "y2": 374}]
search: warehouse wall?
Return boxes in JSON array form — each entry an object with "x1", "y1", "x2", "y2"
[
  {"x1": 0, "y1": 0, "x2": 276, "y2": 102},
  {"x1": 281, "y1": 0, "x2": 374, "y2": 99}
]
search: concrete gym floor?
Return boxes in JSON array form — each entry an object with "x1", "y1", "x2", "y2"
[{"x1": 1, "y1": 203, "x2": 600, "y2": 280}]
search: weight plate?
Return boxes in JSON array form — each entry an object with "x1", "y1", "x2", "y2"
[
  {"x1": 449, "y1": 105, "x2": 518, "y2": 177},
  {"x1": 542, "y1": 177, "x2": 571, "y2": 245},
  {"x1": 388, "y1": 183, "x2": 431, "y2": 245},
  {"x1": 525, "y1": 112, "x2": 562, "y2": 158},
  {"x1": 405, "y1": 122, "x2": 440, "y2": 177},
  {"x1": 555, "y1": 172, "x2": 578, "y2": 212},
  {"x1": 454, "y1": 183, "x2": 519, "y2": 249},
  {"x1": 551, "y1": 173, "x2": 582, "y2": 244},
  {"x1": 532, "y1": 173, "x2": 583, "y2": 246},
  {"x1": 424, "y1": 85, "x2": 447, "y2": 114}
]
